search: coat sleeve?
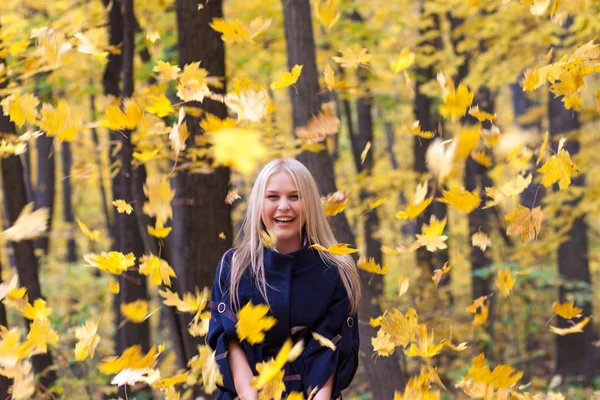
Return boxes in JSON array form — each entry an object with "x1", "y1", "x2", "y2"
[
  {"x1": 303, "y1": 274, "x2": 360, "y2": 399},
  {"x1": 207, "y1": 250, "x2": 238, "y2": 395}
]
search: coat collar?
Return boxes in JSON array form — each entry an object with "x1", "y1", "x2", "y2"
[{"x1": 263, "y1": 243, "x2": 320, "y2": 271}]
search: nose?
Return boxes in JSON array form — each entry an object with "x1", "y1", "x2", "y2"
[{"x1": 278, "y1": 197, "x2": 291, "y2": 211}]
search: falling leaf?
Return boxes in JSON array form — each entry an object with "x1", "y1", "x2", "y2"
[
  {"x1": 468, "y1": 105, "x2": 495, "y2": 122},
  {"x1": 209, "y1": 128, "x2": 267, "y2": 174},
  {"x1": 209, "y1": 18, "x2": 255, "y2": 44},
  {"x1": 153, "y1": 61, "x2": 181, "y2": 82},
  {"x1": 260, "y1": 230, "x2": 278, "y2": 249},
  {"x1": 143, "y1": 174, "x2": 175, "y2": 226},
  {"x1": 145, "y1": 94, "x2": 174, "y2": 117},
  {"x1": 108, "y1": 280, "x2": 120, "y2": 294},
  {"x1": 549, "y1": 317, "x2": 590, "y2": 336},
  {"x1": 496, "y1": 268, "x2": 516, "y2": 297},
  {"x1": 2, "y1": 203, "x2": 49, "y2": 242},
  {"x1": 381, "y1": 242, "x2": 420, "y2": 255},
  {"x1": 148, "y1": 222, "x2": 172, "y2": 238},
  {"x1": 121, "y1": 300, "x2": 150, "y2": 323},
  {"x1": 112, "y1": 200, "x2": 134, "y2": 215},
  {"x1": 224, "y1": 87, "x2": 270, "y2": 123},
  {"x1": 311, "y1": 332, "x2": 338, "y2": 351},
  {"x1": 437, "y1": 187, "x2": 481, "y2": 213},
  {"x1": 432, "y1": 263, "x2": 451, "y2": 287},
  {"x1": 438, "y1": 77, "x2": 474, "y2": 121},
  {"x1": 75, "y1": 320, "x2": 100, "y2": 361},
  {"x1": 270, "y1": 65, "x2": 303, "y2": 89},
  {"x1": 332, "y1": 45, "x2": 372, "y2": 69},
  {"x1": 154, "y1": 372, "x2": 189, "y2": 391},
  {"x1": 416, "y1": 215, "x2": 448, "y2": 252},
  {"x1": 146, "y1": 31, "x2": 160, "y2": 43},
  {"x1": 358, "y1": 258, "x2": 388, "y2": 275},
  {"x1": 103, "y1": 98, "x2": 143, "y2": 130},
  {"x1": 402, "y1": 121, "x2": 435, "y2": 139},
  {"x1": 84, "y1": 251, "x2": 136, "y2": 275},
  {"x1": 26, "y1": 319, "x2": 58, "y2": 356},
  {"x1": 188, "y1": 345, "x2": 223, "y2": 394},
  {"x1": 505, "y1": 205, "x2": 544, "y2": 243},
  {"x1": 310, "y1": 243, "x2": 359, "y2": 255},
  {"x1": 537, "y1": 130, "x2": 550, "y2": 165},
  {"x1": 395, "y1": 197, "x2": 433, "y2": 220},
  {"x1": 398, "y1": 274, "x2": 409, "y2": 297},
  {"x1": 23, "y1": 299, "x2": 52, "y2": 321},
  {"x1": 139, "y1": 254, "x2": 177, "y2": 287},
  {"x1": 236, "y1": 301, "x2": 277, "y2": 345},
  {"x1": 390, "y1": 48, "x2": 415, "y2": 73},
  {"x1": 225, "y1": 189, "x2": 241, "y2": 205},
  {"x1": 323, "y1": 64, "x2": 335, "y2": 91},
  {"x1": 538, "y1": 138, "x2": 579, "y2": 190},
  {"x1": 360, "y1": 141, "x2": 371, "y2": 165},
  {"x1": 471, "y1": 231, "x2": 491, "y2": 251},
  {"x1": 38, "y1": 100, "x2": 80, "y2": 142},
  {"x1": 552, "y1": 301, "x2": 583, "y2": 319},
  {"x1": 296, "y1": 110, "x2": 340, "y2": 143},
  {"x1": 0, "y1": 93, "x2": 40, "y2": 127},
  {"x1": 314, "y1": 0, "x2": 341, "y2": 30},
  {"x1": 75, "y1": 216, "x2": 100, "y2": 242},
  {"x1": 100, "y1": 344, "x2": 160, "y2": 374},
  {"x1": 322, "y1": 190, "x2": 348, "y2": 216}
]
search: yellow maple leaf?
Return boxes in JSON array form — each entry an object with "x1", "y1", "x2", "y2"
[
  {"x1": 209, "y1": 18, "x2": 254, "y2": 44},
  {"x1": 538, "y1": 138, "x2": 579, "y2": 190},
  {"x1": 391, "y1": 48, "x2": 415, "y2": 74},
  {"x1": 201, "y1": 113, "x2": 237, "y2": 133},
  {"x1": 466, "y1": 296, "x2": 489, "y2": 327},
  {"x1": 404, "y1": 325, "x2": 444, "y2": 359},
  {"x1": 416, "y1": 215, "x2": 448, "y2": 252},
  {"x1": 401, "y1": 121, "x2": 435, "y2": 139},
  {"x1": 176, "y1": 62, "x2": 210, "y2": 102},
  {"x1": 270, "y1": 65, "x2": 303, "y2": 89},
  {"x1": 225, "y1": 189, "x2": 241, "y2": 205},
  {"x1": 103, "y1": 98, "x2": 143, "y2": 130},
  {"x1": 432, "y1": 262, "x2": 451, "y2": 287},
  {"x1": 471, "y1": 150, "x2": 491, "y2": 167},
  {"x1": 100, "y1": 345, "x2": 160, "y2": 374},
  {"x1": 296, "y1": 110, "x2": 340, "y2": 143},
  {"x1": 537, "y1": 130, "x2": 550, "y2": 165},
  {"x1": 437, "y1": 187, "x2": 481, "y2": 214},
  {"x1": 154, "y1": 372, "x2": 189, "y2": 391},
  {"x1": 505, "y1": 205, "x2": 544, "y2": 243},
  {"x1": 26, "y1": 318, "x2": 58, "y2": 354},
  {"x1": 121, "y1": 299, "x2": 150, "y2": 323},
  {"x1": 252, "y1": 340, "x2": 292, "y2": 391},
  {"x1": 552, "y1": 301, "x2": 583, "y2": 319},
  {"x1": 148, "y1": 221, "x2": 172, "y2": 238},
  {"x1": 84, "y1": 251, "x2": 136, "y2": 275},
  {"x1": 314, "y1": 0, "x2": 341, "y2": 31},
  {"x1": 398, "y1": 274, "x2": 410, "y2": 297},
  {"x1": 145, "y1": 94, "x2": 174, "y2": 117},
  {"x1": 322, "y1": 190, "x2": 348, "y2": 216},
  {"x1": 1, "y1": 203, "x2": 49, "y2": 242},
  {"x1": 468, "y1": 105, "x2": 495, "y2": 122},
  {"x1": 455, "y1": 125, "x2": 482, "y2": 162},
  {"x1": 236, "y1": 301, "x2": 277, "y2": 345},
  {"x1": 358, "y1": 258, "x2": 388, "y2": 274},
  {"x1": 75, "y1": 216, "x2": 100, "y2": 242},
  {"x1": 395, "y1": 197, "x2": 433, "y2": 220},
  {"x1": 439, "y1": 82, "x2": 474, "y2": 121},
  {"x1": 224, "y1": 86, "x2": 270, "y2": 122},
  {"x1": 188, "y1": 345, "x2": 223, "y2": 394},
  {"x1": 209, "y1": 128, "x2": 267, "y2": 174},
  {"x1": 381, "y1": 241, "x2": 421, "y2": 255},
  {"x1": 23, "y1": 299, "x2": 52, "y2": 321},
  {"x1": 549, "y1": 317, "x2": 590, "y2": 336},
  {"x1": 112, "y1": 199, "x2": 133, "y2": 215},
  {"x1": 323, "y1": 64, "x2": 335, "y2": 91},
  {"x1": 139, "y1": 254, "x2": 177, "y2": 287},
  {"x1": 255, "y1": 361, "x2": 285, "y2": 400},
  {"x1": 521, "y1": 68, "x2": 541, "y2": 92},
  {"x1": 310, "y1": 243, "x2": 359, "y2": 255},
  {"x1": 332, "y1": 45, "x2": 372, "y2": 69},
  {"x1": 75, "y1": 320, "x2": 100, "y2": 361},
  {"x1": 1, "y1": 93, "x2": 39, "y2": 127},
  {"x1": 108, "y1": 280, "x2": 120, "y2": 294},
  {"x1": 496, "y1": 268, "x2": 516, "y2": 297},
  {"x1": 143, "y1": 174, "x2": 174, "y2": 226},
  {"x1": 311, "y1": 332, "x2": 338, "y2": 351},
  {"x1": 38, "y1": 100, "x2": 80, "y2": 142}
]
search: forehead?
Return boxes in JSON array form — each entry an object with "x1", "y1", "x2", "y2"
[{"x1": 265, "y1": 171, "x2": 298, "y2": 192}]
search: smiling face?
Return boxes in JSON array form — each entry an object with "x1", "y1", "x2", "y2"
[{"x1": 261, "y1": 171, "x2": 306, "y2": 254}]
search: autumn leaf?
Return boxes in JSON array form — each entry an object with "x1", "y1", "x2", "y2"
[
  {"x1": 549, "y1": 317, "x2": 590, "y2": 336},
  {"x1": 296, "y1": 110, "x2": 340, "y2": 143},
  {"x1": 358, "y1": 258, "x2": 389, "y2": 274},
  {"x1": 311, "y1": 332, "x2": 338, "y2": 351},
  {"x1": 496, "y1": 268, "x2": 516, "y2": 297},
  {"x1": 552, "y1": 301, "x2": 583, "y2": 319},
  {"x1": 401, "y1": 121, "x2": 435, "y2": 139},
  {"x1": 398, "y1": 274, "x2": 409, "y2": 297},
  {"x1": 270, "y1": 65, "x2": 302, "y2": 89},
  {"x1": 391, "y1": 48, "x2": 415, "y2": 73},
  {"x1": 188, "y1": 345, "x2": 223, "y2": 394},
  {"x1": 112, "y1": 199, "x2": 133, "y2": 215},
  {"x1": 323, "y1": 64, "x2": 335, "y2": 91},
  {"x1": 84, "y1": 251, "x2": 136, "y2": 275},
  {"x1": 314, "y1": 0, "x2": 341, "y2": 31},
  {"x1": 260, "y1": 229, "x2": 278, "y2": 249},
  {"x1": 432, "y1": 263, "x2": 451, "y2": 287},
  {"x1": 121, "y1": 299, "x2": 150, "y2": 323},
  {"x1": 38, "y1": 100, "x2": 80, "y2": 142},
  {"x1": 236, "y1": 301, "x2": 277, "y2": 344},
  {"x1": 438, "y1": 78, "x2": 474, "y2": 121},
  {"x1": 139, "y1": 254, "x2": 177, "y2": 287},
  {"x1": 321, "y1": 190, "x2": 348, "y2": 216},
  {"x1": 209, "y1": 128, "x2": 267, "y2": 174},
  {"x1": 75, "y1": 216, "x2": 100, "y2": 242},
  {"x1": 471, "y1": 231, "x2": 491, "y2": 251},
  {"x1": 395, "y1": 197, "x2": 433, "y2": 220},
  {"x1": 505, "y1": 205, "x2": 544, "y2": 243},
  {"x1": 1, "y1": 203, "x2": 49, "y2": 242},
  {"x1": 100, "y1": 345, "x2": 160, "y2": 374},
  {"x1": 225, "y1": 189, "x2": 241, "y2": 205},
  {"x1": 1, "y1": 93, "x2": 39, "y2": 127},
  {"x1": 153, "y1": 61, "x2": 181, "y2": 82},
  {"x1": 176, "y1": 62, "x2": 210, "y2": 102},
  {"x1": 75, "y1": 320, "x2": 100, "y2": 361},
  {"x1": 538, "y1": 138, "x2": 579, "y2": 189},
  {"x1": 468, "y1": 105, "x2": 495, "y2": 122},
  {"x1": 310, "y1": 243, "x2": 359, "y2": 255},
  {"x1": 143, "y1": 174, "x2": 175, "y2": 226},
  {"x1": 209, "y1": 18, "x2": 254, "y2": 44},
  {"x1": 103, "y1": 98, "x2": 143, "y2": 130},
  {"x1": 148, "y1": 221, "x2": 172, "y2": 238},
  {"x1": 332, "y1": 45, "x2": 372, "y2": 69},
  {"x1": 224, "y1": 87, "x2": 270, "y2": 123},
  {"x1": 23, "y1": 299, "x2": 52, "y2": 321},
  {"x1": 416, "y1": 215, "x2": 448, "y2": 252},
  {"x1": 381, "y1": 241, "x2": 420, "y2": 255},
  {"x1": 145, "y1": 94, "x2": 174, "y2": 117},
  {"x1": 154, "y1": 372, "x2": 189, "y2": 391}
]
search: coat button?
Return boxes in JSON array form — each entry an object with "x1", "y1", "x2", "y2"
[
  {"x1": 218, "y1": 302, "x2": 226, "y2": 313},
  {"x1": 346, "y1": 317, "x2": 354, "y2": 328}
]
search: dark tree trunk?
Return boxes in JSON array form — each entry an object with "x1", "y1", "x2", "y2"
[
  {"x1": 90, "y1": 93, "x2": 113, "y2": 236},
  {"x1": 61, "y1": 141, "x2": 77, "y2": 263},
  {"x1": 34, "y1": 135, "x2": 55, "y2": 256},
  {"x1": 281, "y1": 0, "x2": 407, "y2": 396},
  {"x1": 413, "y1": 9, "x2": 449, "y2": 281},
  {"x1": 173, "y1": 0, "x2": 233, "y2": 370},
  {"x1": 0, "y1": 253, "x2": 11, "y2": 397},
  {"x1": 0, "y1": 97, "x2": 57, "y2": 395},
  {"x1": 549, "y1": 92, "x2": 596, "y2": 383}
]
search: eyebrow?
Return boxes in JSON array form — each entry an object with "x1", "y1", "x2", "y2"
[{"x1": 265, "y1": 190, "x2": 299, "y2": 194}]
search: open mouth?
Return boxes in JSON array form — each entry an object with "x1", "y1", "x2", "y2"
[{"x1": 274, "y1": 217, "x2": 295, "y2": 225}]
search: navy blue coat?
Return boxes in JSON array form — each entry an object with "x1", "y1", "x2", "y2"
[{"x1": 207, "y1": 244, "x2": 360, "y2": 400}]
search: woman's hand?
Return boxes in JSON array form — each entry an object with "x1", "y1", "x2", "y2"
[
  {"x1": 228, "y1": 340, "x2": 257, "y2": 400},
  {"x1": 313, "y1": 373, "x2": 334, "y2": 400},
  {"x1": 237, "y1": 387, "x2": 259, "y2": 400}
]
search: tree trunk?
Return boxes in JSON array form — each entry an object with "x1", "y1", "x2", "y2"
[
  {"x1": 281, "y1": 0, "x2": 407, "y2": 396},
  {"x1": 549, "y1": 92, "x2": 596, "y2": 383},
  {"x1": 34, "y1": 134, "x2": 55, "y2": 257},
  {"x1": 0, "y1": 100, "x2": 57, "y2": 395},
  {"x1": 173, "y1": 0, "x2": 233, "y2": 368},
  {"x1": 0, "y1": 251, "x2": 11, "y2": 397},
  {"x1": 90, "y1": 93, "x2": 113, "y2": 236},
  {"x1": 61, "y1": 141, "x2": 77, "y2": 263}
]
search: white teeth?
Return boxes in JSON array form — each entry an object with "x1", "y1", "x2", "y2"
[{"x1": 275, "y1": 217, "x2": 294, "y2": 222}]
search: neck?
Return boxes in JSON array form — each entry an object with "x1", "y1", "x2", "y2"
[{"x1": 275, "y1": 236, "x2": 303, "y2": 254}]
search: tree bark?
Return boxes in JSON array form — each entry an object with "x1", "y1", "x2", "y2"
[
  {"x1": 34, "y1": 134, "x2": 55, "y2": 257},
  {"x1": 61, "y1": 141, "x2": 77, "y2": 263},
  {"x1": 0, "y1": 251, "x2": 11, "y2": 397},
  {"x1": 549, "y1": 92, "x2": 596, "y2": 383},
  {"x1": 281, "y1": 0, "x2": 407, "y2": 396}
]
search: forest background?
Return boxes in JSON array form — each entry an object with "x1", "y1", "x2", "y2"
[{"x1": 0, "y1": 0, "x2": 600, "y2": 399}]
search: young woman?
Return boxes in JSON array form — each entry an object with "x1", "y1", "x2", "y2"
[{"x1": 207, "y1": 158, "x2": 361, "y2": 400}]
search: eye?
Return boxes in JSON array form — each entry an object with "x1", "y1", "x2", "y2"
[
  {"x1": 290, "y1": 194, "x2": 299, "y2": 200},
  {"x1": 267, "y1": 195, "x2": 278, "y2": 199}
]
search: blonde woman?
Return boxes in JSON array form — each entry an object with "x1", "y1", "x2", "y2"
[{"x1": 207, "y1": 158, "x2": 361, "y2": 400}]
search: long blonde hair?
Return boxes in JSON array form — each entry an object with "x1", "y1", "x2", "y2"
[{"x1": 220, "y1": 158, "x2": 361, "y2": 315}]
